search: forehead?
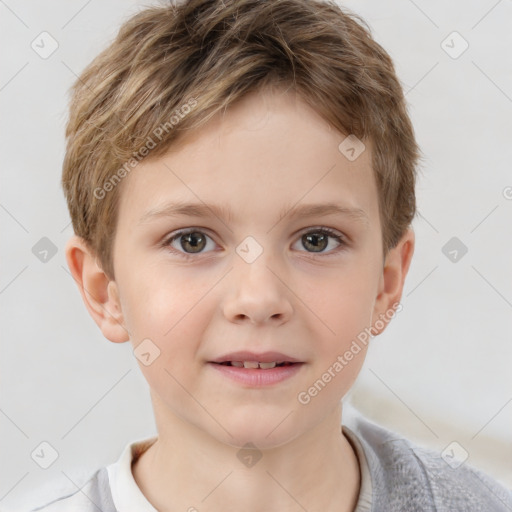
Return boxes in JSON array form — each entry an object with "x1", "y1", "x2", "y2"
[{"x1": 116, "y1": 88, "x2": 379, "y2": 229}]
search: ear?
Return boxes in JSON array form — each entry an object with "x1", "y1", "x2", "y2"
[
  {"x1": 64, "y1": 235, "x2": 130, "y2": 343},
  {"x1": 371, "y1": 228, "x2": 415, "y2": 336}
]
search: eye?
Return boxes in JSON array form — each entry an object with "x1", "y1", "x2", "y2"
[
  {"x1": 293, "y1": 227, "x2": 346, "y2": 255},
  {"x1": 163, "y1": 229, "x2": 217, "y2": 257}
]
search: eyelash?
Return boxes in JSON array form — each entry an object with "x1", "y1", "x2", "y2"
[{"x1": 161, "y1": 227, "x2": 347, "y2": 260}]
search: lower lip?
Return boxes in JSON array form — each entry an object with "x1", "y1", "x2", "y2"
[{"x1": 208, "y1": 362, "x2": 304, "y2": 387}]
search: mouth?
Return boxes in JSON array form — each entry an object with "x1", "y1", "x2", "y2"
[
  {"x1": 209, "y1": 351, "x2": 303, "y2": 366},
  {"x1": 208, "y1": 351, "x2": 304, "y2": 385},
  {"x1": 208, "y1": 357, "x2": 305, "y2": 386},
  {"x1": 214, "y1": 361, "x2": 298, "y2": 369}
]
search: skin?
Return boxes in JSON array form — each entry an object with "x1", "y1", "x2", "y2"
[{"x1": 66, "y1": 86, "x2": 414, "y2": 512}]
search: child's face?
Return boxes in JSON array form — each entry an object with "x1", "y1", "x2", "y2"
[{"x1": 98, "y1": 88, "x2": 410, "y2": 448}]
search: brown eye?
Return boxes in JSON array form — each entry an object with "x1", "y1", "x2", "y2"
[
  {"x1": 164, "y1": 229, "x2": 216, "y2": 257},
  {"x1": 179, "y1": 231, "x2": 207, "y2": 253},
  {"x1": 302, "y1": 232, "x2": 329, "y2": 252},
  {"x1": 296, "y1": 228, "x2": 345, "y2": 255}
]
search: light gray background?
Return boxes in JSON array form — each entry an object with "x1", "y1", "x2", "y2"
[{"x1": 1, "y1": 0, "x2": 511, "y2": 510}]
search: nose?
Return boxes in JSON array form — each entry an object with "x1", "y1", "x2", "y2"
[{"x1": 222, "y1": 249, "x2": 293, "y2": 325}]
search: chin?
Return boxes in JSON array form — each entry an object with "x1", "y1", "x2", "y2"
[{"x1": 213, "y1": 415, "x2": 302, "y2": 451}]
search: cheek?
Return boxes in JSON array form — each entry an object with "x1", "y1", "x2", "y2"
[
  {"x1": 124, "y1": 275, "x2": 208, "y2": 403},
  {"x1": 295, "y1": 264, "x2": 378, "y2": 400},
  {"x1": 122, "y1": 271, "x2": 212, "y2": 365},
  {"x1": 300, "y1": 264, "x2": 378, "y2": 336},
  {"x1": 122, "y1": 269, "x2": 193, "y2": 332},
  {"x1": 298, "y1": 282, "x2": 373, "y2": 408}
]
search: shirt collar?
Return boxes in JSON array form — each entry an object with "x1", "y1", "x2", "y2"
[{"x1": 107, "y1": 435, "x2": 158, "y2": 511}]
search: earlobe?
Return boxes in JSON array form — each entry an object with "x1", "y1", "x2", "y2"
[
  {"x1": 64, "y1": 235, "x2": 130, "y2": 343},
  {"x1": 371, "y1": 228, "x2": 415, "y2": 336}
]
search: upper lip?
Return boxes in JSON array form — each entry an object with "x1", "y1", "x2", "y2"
[{"x1": 210, "y1": 351, "x2": 302, "y2": 363}]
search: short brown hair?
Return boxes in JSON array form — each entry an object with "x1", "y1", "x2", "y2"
[{"x1": 62, "y1": 0, "x2": 421, "y2": 279}]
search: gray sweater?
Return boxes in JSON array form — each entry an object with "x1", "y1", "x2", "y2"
[{"x1": 31, "y1": 411, "x2": 512, "y2": 511}]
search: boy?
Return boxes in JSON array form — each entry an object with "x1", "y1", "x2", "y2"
[{"x1": 33, "y1": 0, "x2": 512, "y2": 510}]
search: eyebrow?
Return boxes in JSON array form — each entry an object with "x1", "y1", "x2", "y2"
[{"x1": 138, "y1": 201, "x2": 369, "y2": 227}]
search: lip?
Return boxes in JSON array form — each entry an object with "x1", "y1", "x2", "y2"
[
  {"x1": 209, "y1": 351, "x2": 302, "y2": 364},
  {"x1": 208, "y1": 361, "x2": 304, "y2": 387}
]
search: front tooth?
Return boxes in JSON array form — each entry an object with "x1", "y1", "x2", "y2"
[
  {"x1": 243, "y1": 361, "x2": 260, "y2": 369},
  {"x1": 259, "y1": 362, "x2": 277, "y2": 369},
  {"x1": 231, "y1": 361, "x2": 244, "y2": 367}
]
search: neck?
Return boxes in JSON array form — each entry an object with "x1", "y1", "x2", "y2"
[{"x1": 132, "y1": 399, "x2": 360, "y2": 512}]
